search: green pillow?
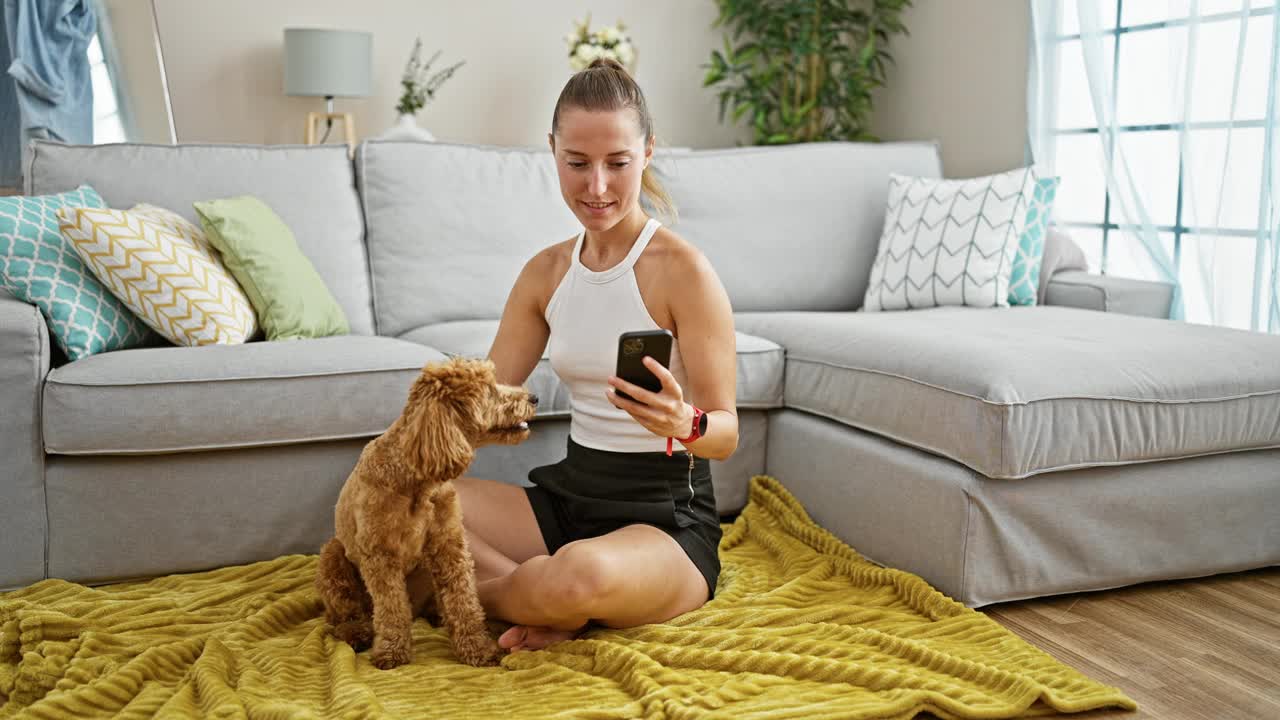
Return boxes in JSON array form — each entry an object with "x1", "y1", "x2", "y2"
[{"x1": 193, "y1": 196, "x2": 348, "y2": 341}]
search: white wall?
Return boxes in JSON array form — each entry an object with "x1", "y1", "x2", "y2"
[
  {"x1": 152, "y1": 0, "x2": 753, "y2": 150},
  {"x1": 870, "y1": 1, "x2": 1030, "y2": 178},
  {"x1": 102, "y1": 0, "x2": 172, "y2": 144},
  {"x1": 152, "y1": 0, "x2": 1027, "y2": 175}
]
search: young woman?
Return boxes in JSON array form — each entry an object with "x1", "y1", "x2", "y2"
[{"x1": 456, "y1": 58, "x2": 738, "y2": 653}]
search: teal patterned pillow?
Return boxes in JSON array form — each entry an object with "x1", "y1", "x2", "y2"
[
  {"x1": 1007, "y1": 176, "x2": 1060, "y2": 306},
  {"x1": 0, "y1": 186, "x2": 155, "y2": 360}
]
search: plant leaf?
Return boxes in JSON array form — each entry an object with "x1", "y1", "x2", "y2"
[{"x1": 701, "y1": 0, "x2": 910, "y2": 145}]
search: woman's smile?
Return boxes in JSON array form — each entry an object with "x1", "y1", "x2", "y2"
[{"x1": 582, "y1": 200, "x2": 616, "y2": 215}]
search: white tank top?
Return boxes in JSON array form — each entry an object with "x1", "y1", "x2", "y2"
[{"x1": 545, "y1": 217, "x2": 689, "y2": 453}]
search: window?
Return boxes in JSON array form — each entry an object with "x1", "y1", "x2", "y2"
[
  {"x1": 89, "y1": 32, "x2": 125, "y2": 144},
  {"x1": 1031, "y1": 0, "x2": 1279, "y2": 332}
]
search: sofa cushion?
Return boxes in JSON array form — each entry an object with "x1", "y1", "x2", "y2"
[
  {"x1": 398, "y1": 320, "x2": 785, "y2": 416},
  {"x1": 25, "y1": 141, "x2": 375, "y2": 336},
  {"x1": 1007, "y1": 176, "x2": 1059, "y2": 306},
  {"x1": 55, "y1": 204, "x2": 258, "y2": 347},
  {"x1": 357, "y1": 140, "x2": 942, "y2": 337},
  {"x1": 736, "y1": 307, "x2": 1280, "y2": 478},
  {"x1": 0, "y1": 185, "x2": 155, "y2": 360},
  {"x1": 863, "y1": 168, "x2": 1038, "y2": 312},
  {"x1": 43, "y1": 336, "x2": 445, "y2": 455},
  {"x1": 193, "y1": 196, "x2": 349, "y2": 341}
]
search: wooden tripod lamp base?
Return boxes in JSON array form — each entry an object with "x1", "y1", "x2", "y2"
[{"x1": 304, "y1": 112, "x2": 356, "y2": 148}]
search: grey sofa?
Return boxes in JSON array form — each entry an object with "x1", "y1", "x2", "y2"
[{"x1": 3, "y1": 139, "x2": 1277, "y2": 608}]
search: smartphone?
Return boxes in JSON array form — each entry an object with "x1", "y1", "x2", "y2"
[{"x1": 615, "y1": 329, "x2": 673, "y2": 403}]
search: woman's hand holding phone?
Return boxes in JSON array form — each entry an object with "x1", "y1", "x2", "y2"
[
  {"x1": 608, "y1": 330, "x2": 693, "y2": 441},
  {"x1": 607, "y1": 355, "x2": 695, "y2": 441}
]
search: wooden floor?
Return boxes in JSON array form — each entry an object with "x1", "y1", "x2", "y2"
[{"x1": 971, "y1": 567, "x2": 1280, "y2": 720}]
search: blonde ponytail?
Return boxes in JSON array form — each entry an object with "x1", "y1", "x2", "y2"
[{"x1": 641, "y1": 164, "x2": 676, "y2": 223}]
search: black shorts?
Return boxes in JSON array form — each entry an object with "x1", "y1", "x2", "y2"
[{"x1": 525, "y1": 437, "x2": 722, "y2": 599}]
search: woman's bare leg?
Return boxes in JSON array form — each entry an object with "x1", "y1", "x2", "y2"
[
  {"x1": 453, "y1": 476, "x2": 549, "y2": 581},
  {"x1": 478, "y1": 524, "x2": 709, "y2": 652}
]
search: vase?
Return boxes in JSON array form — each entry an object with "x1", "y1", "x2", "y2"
[{"x1": 378, "y1": 113, "x2": 435, "y2": 142}]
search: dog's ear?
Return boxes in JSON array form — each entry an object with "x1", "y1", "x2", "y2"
[
  {"x1": 400, "y1": 398, "x2": 474, "y2": 479},
  {"x1": 399, "y1": 357, "x2": 493, "y2": 479},
  {"x1": 452, "y1": 358, "x2": 497, "y2": 427}
]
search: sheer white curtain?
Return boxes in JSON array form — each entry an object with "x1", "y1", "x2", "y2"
[{"x1": 1028, "y1": 0, "x2": 1279, "y2": 333}]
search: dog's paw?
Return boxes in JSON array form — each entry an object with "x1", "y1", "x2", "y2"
[
  {"x1": 370, "y1": 641, "x2": 412, "y2": 670},
  {"x1": 455, "y1": 635, "x2": 504, "y2": 667},
  {"x1": 333, "y1": 620, "x2": 374, "y2": 651}
]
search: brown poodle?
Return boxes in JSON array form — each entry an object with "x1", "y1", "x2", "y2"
[{"x1": 315, "y1": 357, "x2": 538, "y2": 668}]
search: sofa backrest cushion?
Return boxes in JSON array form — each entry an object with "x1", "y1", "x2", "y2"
[
  {"x1": 358, "y1": 141, "x2": 578, "y2": 336},
  {"x1": 358, "y1": 140, "x2": 942, "y2": 336},
  {"x1": 25, "y1": 141, "x2": 375, "y2": 335}
]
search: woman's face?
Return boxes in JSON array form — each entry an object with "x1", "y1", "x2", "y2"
[{"x1": 550, "y1": 107, "x2": 654, "y2": 232}]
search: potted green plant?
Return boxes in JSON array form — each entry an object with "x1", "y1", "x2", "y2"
[{"x1": 703, "y1": 0, "x2": 911, "y2": 145}]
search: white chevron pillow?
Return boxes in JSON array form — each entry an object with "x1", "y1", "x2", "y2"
[
  {"x1": 863, "y1": 168, "x2": 1038, "y2": 312},
  {"x1": 56, "y1": 205, "x2": 259, "y2": 346}
]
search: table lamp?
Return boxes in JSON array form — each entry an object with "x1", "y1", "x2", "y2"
[{"x1": 283, "y1": 28, "x2": 372, "y2": 147}]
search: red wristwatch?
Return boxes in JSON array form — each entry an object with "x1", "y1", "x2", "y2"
[{"x1": 667, "y1": 405, "x2": 709, "y2": 456}]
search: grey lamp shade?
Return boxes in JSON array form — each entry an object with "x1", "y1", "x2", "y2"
[{"x1": 283, "y1": 28, "x2": 372, "y2": 97}]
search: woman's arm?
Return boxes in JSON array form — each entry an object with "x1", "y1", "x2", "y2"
[
  {"x1": 487, "y1": 248, "x2": 560, "y2": 386},
  {"x1": 666, "y1": 249, "x2": 738, "y2": 461},
  {"x1": 606, "y1": 244, "x2": 739, "y2": 461}
]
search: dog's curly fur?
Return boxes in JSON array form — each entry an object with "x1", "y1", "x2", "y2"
[{"x1": 315, "y1": 357, "x2": 537, "y2": 669}]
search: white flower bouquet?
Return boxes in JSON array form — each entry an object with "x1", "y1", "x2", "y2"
[{"x1": 564, "y1": 14, "x2": 635, "y2": 71}]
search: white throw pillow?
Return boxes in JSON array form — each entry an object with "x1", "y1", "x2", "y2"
[
  {"x1": 862, "y1": 168, "x2": 1038, "y2": 311},
  {"x1": 56, "y1": 204, "x2": 259, "y2": 346}
]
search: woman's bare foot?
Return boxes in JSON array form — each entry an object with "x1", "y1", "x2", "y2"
[{"x1": 497, "y1": 624, "x2": 582, "y2": 653}]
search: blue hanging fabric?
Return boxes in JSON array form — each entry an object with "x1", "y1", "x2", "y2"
[
  {"x1": 0, "y1": 6, "x2": 20, "y2": 188},
  {"x1": 3, "y1": 0, "x2": 96, "y2": 155}
]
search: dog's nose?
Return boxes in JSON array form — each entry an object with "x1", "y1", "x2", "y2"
[{"x1": 528, "y1": 393, "x2": 539, "y2": 406}]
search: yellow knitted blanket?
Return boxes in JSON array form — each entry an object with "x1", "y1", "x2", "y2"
[{"x1": 0, "y1": 476, "x2": 1135, "y2": 719}]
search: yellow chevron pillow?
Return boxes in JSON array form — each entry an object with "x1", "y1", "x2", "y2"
[{"x1": 56, "y1": 205, "x2": 259, "y2": 347}]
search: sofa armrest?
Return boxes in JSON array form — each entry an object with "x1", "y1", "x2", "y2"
[
  {"x1": 1044, "y1": 270, "x2": 1175, "y2": 319},
  {"x1": 0, "y1": 293, "x2": 50, "y2": 589}
]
